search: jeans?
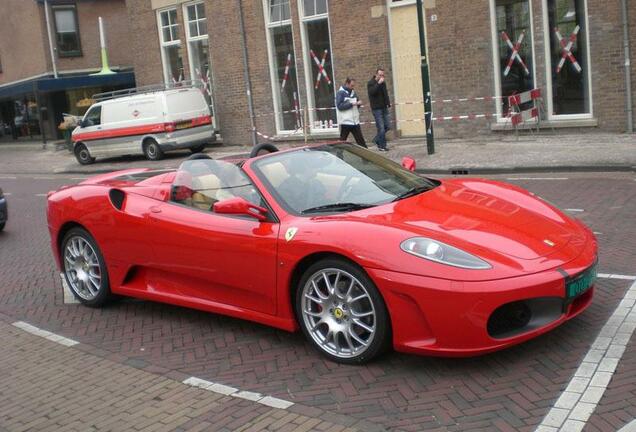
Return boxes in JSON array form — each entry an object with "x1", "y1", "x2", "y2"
[{"x1": 372, "y1": 108, "x2": 391, "y2": 148}]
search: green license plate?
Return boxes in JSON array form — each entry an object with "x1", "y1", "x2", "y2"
[{"x1": 566, "y1": 264, "x2": 597, "y2": 299}]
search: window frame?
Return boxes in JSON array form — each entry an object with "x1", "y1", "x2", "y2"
[
  {"x1": 488, "y1": 0, "x2": 538, "y2": 122},
  {"x1": 183, "y1": 1, "x2": 216, "y2": 128},
  {"x1": 157, "y1": 7, "x2": 183, "y2": 84},
  {"x1": 541, "y1": 0, "x2": 594, "y2": 120},
  {"x1": 298, "y1": 0, "x2": 338, "y2": 133},
  {"x1": 262, "y1": 0, "x2": 303, "y2": 135},
  {"x1": 82, "y1": 105, "x2": 102, "y2": 127},
  {"x1": 52, "y1": 4, "x2": 82, "y2": 58}
]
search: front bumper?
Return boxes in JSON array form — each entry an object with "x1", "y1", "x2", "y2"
[{"x1": 367, "y1": 237, "x2": 597, "y2": 357}]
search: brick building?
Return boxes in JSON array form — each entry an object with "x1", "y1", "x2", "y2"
[
  {"x1": 0, "y1": 0, "x2": 135, "y2": 140},
  {"x1": 123, "y1": 0, "x2": 636, "y2": 146}
]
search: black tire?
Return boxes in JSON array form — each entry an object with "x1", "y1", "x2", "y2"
[
  {"x1": 249, "y1": 143, "x2": 279, "y2": 158},
  {"x1": 61, "y1": 227, "x2": 112, "y2": 307},
  {"x1": 74, "y1": 143, "x2": 95, "y2": 165},
  {"x1": 295, "y1": 258, "x2": 391, "y2": 364},
  {"x1": 190, "y1": 144, "x2": 206, "y2": 154},
  {"x1": 143, "y1": 138, "x2": 164, "y2": 161}
]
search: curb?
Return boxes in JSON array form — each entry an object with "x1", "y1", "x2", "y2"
[{"x1": 415, "y1": 165, "x2": 636, "y2": 175}]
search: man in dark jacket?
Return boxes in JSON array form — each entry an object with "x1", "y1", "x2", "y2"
[{"x1": 367, "y1": 68, "x2": 391, "y2": 151}]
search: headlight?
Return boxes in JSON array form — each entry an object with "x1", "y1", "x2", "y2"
[{"x1": 400, "y1": 237, "x2": 491, "y2": 270}]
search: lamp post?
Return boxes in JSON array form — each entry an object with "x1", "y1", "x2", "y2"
[{"x1": 416, "y1": 0, "x2": 435, "y2": 155}]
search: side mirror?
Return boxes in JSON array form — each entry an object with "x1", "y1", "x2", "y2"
[
  {"x1": 213, "y1": 197, "x2": 268, "y2": 221},
  {"x1": 79, "y1": 119, "x2": 88, "y2": 128},
  {"x1": 402, "y1": 157, "x2": 416, "y2": 172}
]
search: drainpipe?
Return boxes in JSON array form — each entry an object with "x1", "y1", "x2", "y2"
[
  {"x1": 236, "y1": 0, "x2": 258, "y2": 146},
  {"x1": 621, "y1": 0, "x2": 633, "y2": 133},
  {"x1": 44, "y1": 0, "x2": 58, "y2": 79}
]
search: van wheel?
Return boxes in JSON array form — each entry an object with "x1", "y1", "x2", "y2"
[
  {"x1": 74, "y1": 144, "x2": 95, "y2": 165},
  {"x1": 190, "y1": 144, "x2": 206, "y2": 154},
  {"x1": 143, "y1": 139, "x2": 164, "y2": 161}
]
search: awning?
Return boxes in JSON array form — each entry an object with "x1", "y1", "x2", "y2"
[{"x1": 0, "y1": 72, "x2": 136, "y2": 99}]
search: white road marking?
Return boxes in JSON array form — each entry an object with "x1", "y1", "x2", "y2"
[
  {"x1": 12, "y1": 321, "x2": 79, "y2": 347},
  {"x1": 0, "y1": 176, "x2": 17, "y2": 180},
  {"x1": 535, "y1": 280, "x2": 636, "y2": 431},
  {"x1": 506, "y1": 177, "x2": 569, "y2": 181},
  {"x1": 2, "y1": 192, "x2": 11, "y2": 196},
  {"x1": 35, "y1": 193, "x2": 48, "y2": 197},
  {"x1": 183, "y1": 376, "x2": 294, "y2": 409},
  {"x1": 618, "y1": 419, "x2": 636, "y2": 432},
  {"x1": 565, "y1": 209, "x2": 585, "y2": 212}
]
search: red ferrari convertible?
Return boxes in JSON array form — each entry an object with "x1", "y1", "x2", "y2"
[{"x1": 47, "y1": 142, "x2": 597, "y2": 364}]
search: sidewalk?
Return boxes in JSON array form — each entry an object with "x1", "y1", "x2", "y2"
[
  {"x1": 0, "y1": 318, "x2": 362, "y2": 432},
  {"x1": 0, "y1": 132, "x2": 634, "y2": 176}
]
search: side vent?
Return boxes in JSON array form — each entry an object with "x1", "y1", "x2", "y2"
[{"x1": 109, "y1": 189, "x2": 126, "y2": 210}]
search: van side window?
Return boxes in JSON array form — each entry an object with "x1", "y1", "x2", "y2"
[{"x1": 84, "y1": 106, "x2": 102, "y2": 127}]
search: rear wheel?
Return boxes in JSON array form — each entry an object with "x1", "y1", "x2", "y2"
[
  {"x1": 74, "y1": 143, "x2": 95, "y2": 165},
  {"x1": 295, "y1": 258, "x2": 390, "y2": 364},
  {"x1": 61, "y1": 227, "x2": 111, "y2": 307},
  {"x1": 190, "y1": 144, "x2": 206, "y2": 154},
  {"x1": 143, "y1": 138, "x2": 164, "y2": 161}
]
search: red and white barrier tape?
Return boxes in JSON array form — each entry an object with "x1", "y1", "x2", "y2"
[
  {"x1": 281, "y1": 53, "x2": 292, "y2": 91},
  {"x1": 508, "y1": 88, "x2": 542, "y2": 106},
  {"x1": 501, "y1": 31, "x2": 530, "y2": 76},
  {"x1": 555, "y1": 25, "x2": 582, "y2": 74},
  {"x1": 310, "y1": 49, "x2": 332, "y2": 89}
]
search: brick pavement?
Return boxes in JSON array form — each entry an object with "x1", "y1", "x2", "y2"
[
  {"x1": 0, "y1": 317, "x2": 363, "y2": 432},
  {"x1": 0, "y1": 171, "x2": 634, "y2": 431}
]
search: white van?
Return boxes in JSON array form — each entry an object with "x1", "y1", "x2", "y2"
[{"x1": 72, "y1": 86, "x2": 215, "y2": 164}]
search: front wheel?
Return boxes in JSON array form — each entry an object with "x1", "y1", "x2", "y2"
[
  {"x1": 74, "y1": 143, "x2": 95, "y2": 165},
  {"x1": 295, "y1": 258, "x2": 391, "y2": 364},
  {"x1": 61, "y1": 227, "x2": 112, "y2": 307},
  {"x1": 143, "y1": 139, "x2": 164, "y2": 161}
]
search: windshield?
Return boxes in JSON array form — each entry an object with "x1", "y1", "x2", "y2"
[{"x1": 252, "y1": 143, "x2": 438, "y2": 215}]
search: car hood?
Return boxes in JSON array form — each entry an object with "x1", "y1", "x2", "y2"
[{"x1": 324, "y1": 179, "x2": 582, "y2": 262}]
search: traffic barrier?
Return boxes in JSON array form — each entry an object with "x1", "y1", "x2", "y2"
[{"x1": 508, "y1": 88, "x2": 542, "y2": 127}]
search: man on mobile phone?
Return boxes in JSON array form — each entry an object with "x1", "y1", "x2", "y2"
[
  {"x1": 336, "y1": 77, "x2": 367, "y2": 148},
  {"x1": 367, "y1": 68, "x2": 391, "y2": 152}
]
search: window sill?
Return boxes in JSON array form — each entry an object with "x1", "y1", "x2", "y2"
[
  {"x1": 491, "y1": 118, "x2": 598, "y2": 131},
  {"x1": 267, "y1": 130, "x2": 339, "y2": 141},
  {"x1": 58, "y1": 52, "x2": 83, "y2": 58}
]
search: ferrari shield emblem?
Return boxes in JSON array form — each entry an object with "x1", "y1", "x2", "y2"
[{"x1": 285, "y1": 227, "x2": 298, "y2": 242}]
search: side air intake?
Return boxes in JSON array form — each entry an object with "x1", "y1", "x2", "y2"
[{"x1": 109, "y1": 189, "x2": 126, "y2": 210}]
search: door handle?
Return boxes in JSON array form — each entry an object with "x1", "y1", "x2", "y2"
[{"x1": 149, "y1": 206, "x2": 162, "y2": 213}]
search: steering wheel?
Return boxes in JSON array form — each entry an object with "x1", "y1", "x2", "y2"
[{"x1": 249, "y1": 143, "x2": 279, "y2": 158}]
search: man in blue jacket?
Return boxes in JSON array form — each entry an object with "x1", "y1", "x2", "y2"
[{"x1": 336, "y1": 78, "x2": 367, "y2": 148}]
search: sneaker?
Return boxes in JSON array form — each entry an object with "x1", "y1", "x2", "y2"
[{"x1": 379, "y1": 147, "x2": 389, "y2": 152}]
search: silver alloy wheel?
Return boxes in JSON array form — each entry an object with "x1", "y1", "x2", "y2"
[
  {"x1": 79, "y1": 148, "x2": 90, "y2": 161},
  {"x1": 300, "y1": 268, "x2": 376, "y2": 359},
  {"x1": 64, "y1": 236, "x2": 102, "y2": 301}
]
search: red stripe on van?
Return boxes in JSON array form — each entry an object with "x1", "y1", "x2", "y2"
[{"x1": 73, "y1": 115, "x2": 213, "y2": 143}]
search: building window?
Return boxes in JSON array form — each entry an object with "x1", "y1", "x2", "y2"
[
  {"x1": 158, "y1": 8, "x2": 184, "y2": 83},
  {"x1": 184, "y1": 2, "x2": 215, "y2": 125},
  {"x1": 52, "y1": 5, "x2": 82, "y2": 57},
  {"x1": 490, "y1": 0, "x2": 536, "y2": 117},
  {"x1": 545, "y1": 0, "x2": 591, "y2": 116},
  {"x1": 264, "y1": 0, "x2": 302, "y2": 133},
  {"x1": 300, "y1": 0, "x2": 337, "y2": 130}
]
